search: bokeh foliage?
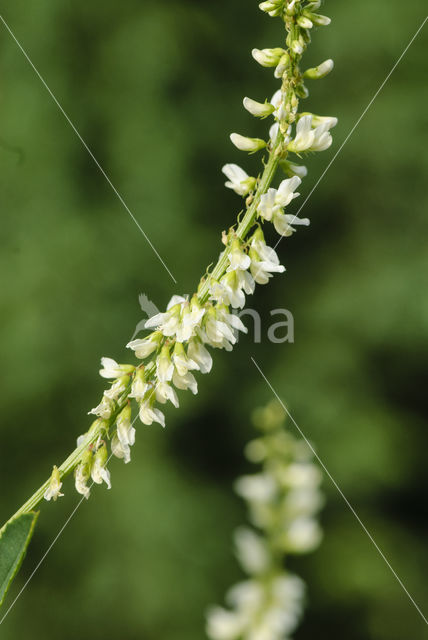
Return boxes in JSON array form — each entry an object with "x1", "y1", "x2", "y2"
[{"x1": 0, "y1": 1, "x2": 427, "y2": 638}]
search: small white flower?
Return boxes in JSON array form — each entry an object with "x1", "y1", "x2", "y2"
[
  {"x1": 172, "y1": 368, "x2": 198, "y2": 394},
  {"x1": 187, "y1": 338, "x2": 213, "y2": 374},
  {"x1": 116, "y1": 405, "x2": 135, "y2": 463},
  {"x1": 285, "y1": 517, "x2": 323, "y2": 552},
  {"x1": 304, "y1": 58, "x2": 334, "y2": 79},
  {"x1": 280, "y1": 463, "x2": 322, "y2": 489},
  {"x1": 226, "y1": 239, "x2": 251, "y2": 273},
  {"x1": 206, "y1": 607, "x2": 245, "y2": 640},
  {"x1": 156, "y1": 381, "x2": 179, "y2": 407},
  {"x1": 230, "y1": 133, "x2": 266, "y2": 153},
  {"x1": 75, "y1": 461, "x2": 91, "y2": 500},
  {"x1": 128, "y1": 368, "x2": 148, "y2": 402},
  {"x1": 91, "y1": 444, "x2": 111, "y2": 489},
  {"x1": 287, "y1": 114, "x2": 315, "y2": 152},
  {"x1": 139, "y1": 394, "x2": 166, "y2": 427},
  {"x1": 249, "y1": 229, "x2": 285, "y2": 284},
  {"x1": 88, "y1": 396, "x2": 114, "y2": 419},
  {"x1": 235, "y1": 473, "x2": 276, "y2": 503},
  {"x1": 172, "y1": 341, "x2": 198, "y2": 377},
  {"x1": 99, "y1": 357, "x2": 122, "y2": 379},
  {"x1": 243, "y1": 97, "x2": 274, "y2": 118},
  {"x1": 270, "y1": 89, "x2": 287, "y2": 122},
  {"x1": 44, "y1": 465, "x2": 64, "y2": 502},
  {"x1": 257, "y1": 176, "x2": 301, "y2": 221},
  {"x1": 99, "y1": 357, "x2": 134, "y2": 379},
  {"x1": 273, "y1": 211, "x2": 310, "y2": 237},
  {"x1": 251, "y1": 47, "x2": 285, "y2": 68},
  {"x1": 310, "y1": 121, "x2": 333, "y2": 151},
  {"x1": 222, "y1": 164, "x2": 255, "y2": 197},
  {"x1": 234, "y1": 527, "x2": 270, "y2": 575},
  {"x1": 104, "y1": 377, "x2": 128, "y2": 400},
  {"x1": 156, "y1": 345, "x2": 174, "y2": 382},
  {"x1": 126, "y1": 331, "x2": 162, "y2": 359}
]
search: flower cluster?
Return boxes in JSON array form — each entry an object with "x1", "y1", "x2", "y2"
[
  {"x1": 206, "y1": 401, "x2": 323, "y2": 640},
  {"x1": 41, "y1": 0, "x2": 336, "y2": 502}
]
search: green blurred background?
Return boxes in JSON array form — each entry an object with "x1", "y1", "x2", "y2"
[{"x1": 1, "y1": 0, "x2": 427, "y2": 638}]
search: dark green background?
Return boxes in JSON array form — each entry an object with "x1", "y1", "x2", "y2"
[{"x1": 1, "y1": 1, "x2": 427, "y2": 638}]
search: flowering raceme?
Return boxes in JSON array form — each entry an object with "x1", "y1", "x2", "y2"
[
  {"x1": 2, "y1": 0, "x2": 336, "y2": 517},
  {"x1": 64, "y1": 0, "x2": 337, "y2": 500},
  {"x1": 206, "y1": 401, "x2": 324, "y2": 640}
]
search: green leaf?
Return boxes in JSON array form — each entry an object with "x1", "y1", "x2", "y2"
[{"x1": 0, "y1": 512, "x2": 39, "y2": 607}]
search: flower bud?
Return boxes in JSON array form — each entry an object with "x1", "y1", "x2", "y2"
[
  {"x1": 259, "y1": 0, "x2": 284, "y2": 16},
  {"x1": 297, "y1": 15, "x2": 313, "y2": 29},
  {"x1": 243, "y1": 97, "x2": 275, "y2": 118},
  {"x1": 44, "y1": 465, "x2": 64, "y2": 502},
  {"x1": 230, "y1": 133, "x2": 267, "y2": 154},
  {"x1": 252, "y1": 47, "x2": 285, "y2": 68},
  {"x1": 274, "y1": 53, "x2": 290, "y2": 79},
  {"x1": 305, "y1": 11, "x2": 331, "y2": 26},
  {"x1": 303, "y1": 58, "x2": 334, "y2": 80}
]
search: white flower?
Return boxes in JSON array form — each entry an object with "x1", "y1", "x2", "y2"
[
  {"x1": 285, "y1": 517, "x2": 323, "y2": 552},
  {"x1": 116, "y1": 405, "x2": 135, "y2": 464},
  {"x1": 230, "y1": 133, "x2": 266, "y2": 153},
  {"x1": 304, "y1": 58, "x2": 334, "y2": 79},
  {"x1": 283, "y1": 487, "x2": 324, "y2": 518},
  {"x1": 251, "y1": 47, "x2": 285, "y2": 68},
  {"x1": 257, "y1": 177, "x2": 309, "y2": 237},
  {"x1": 288, "y1": 114, "x2": 336, "y2": 153},
  {"x1": 310, "y1": 121, "x2": 333, "y2": 151},
  {"x1": 206, "y1": 607, "x2": 245, "y2": 640},
  {"x1": 172, "y1": 341, "x2": 198, "y2": 376},
  {"x1": 145, "y1": 295, "x2": 186, "y2": 336},
  {"x1": 234, "y1": 527, "x2": 270, "y2": 575},
  {"x1": 281, "y1": 159, "x2": 308, "y2": 179},
  {"x1": 44, "y1": 465, "x2": 63, "y2": 502},
  {"x1": 91, "y1": 444, "x2": 111, "y2": 489},
  {"x1": 270, "y1": 89, "x2": 287, "y2": 122},
  {"x1": 273, "y1": 211, "x2": 310, "y2": 237},
  {"x1": 243, "y1": 97, "x2": 274, "y2": 118},
  {"x1": 156, "y1": 345, "x2": 174, "y2": 382},
  {"x1": 203, "y1": 308, "x2": 236, "y2": 350},
  {"x1": 222, "y1": 164, "x2": 255, "y2": 197},
  {"x1": 104, "y1": 377, "x2": 128, "y2": 400},
  {"x1": 126, "y1": 331, "x2": 162, "y2": 359},
  {"x1": 226, "y1": 239, "x2": 251, "y2": 272},
  {"x1": 156, "y1": 381, "x2": 179, "y2": 407},
  {"x1": 280, "y1": 463, "x2": 322, "y2": 488},
  {"x1": 287, "y1": 115, "x2": 315, "y2": 152},
  {"x1": 258, "y1": 176, "x2": 301, "y2": 222},
  {"x1": 99, "y1": 357, "x2": 122, "y2": 379},
  {"x1": 235, "y1": 473, "x2": 276, "y2": 503},
  {"x1": 74, "y1": 461, "x2": 91, "y2": 500},
  {"x1": 139, "y1": 394, "x2": 166, "y2": 427},
  {"x1": 99, "y1": 357, "x2": 134, "y2": 379},
  {"x1": 88, "y1": 396, "x2": 113, "y2": 419},
  {"x1": 249, "y1": 229, "x2": 285, "y2": 284},
  {"x1": 218, "y1": 270, "x2": 255, "y2": 309},
  {"x1": 269, "y1": 124, "x2": 279, "y2": 146},
  {"x1": 128, "y1": 368, "x2": 148, "y2": 402},
  {"x1": 172, "y1": 368, "x2": 198, "y2": 394},
  {"x1": 187, "y1": 338, "x2": 213, "y2": 374}
]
